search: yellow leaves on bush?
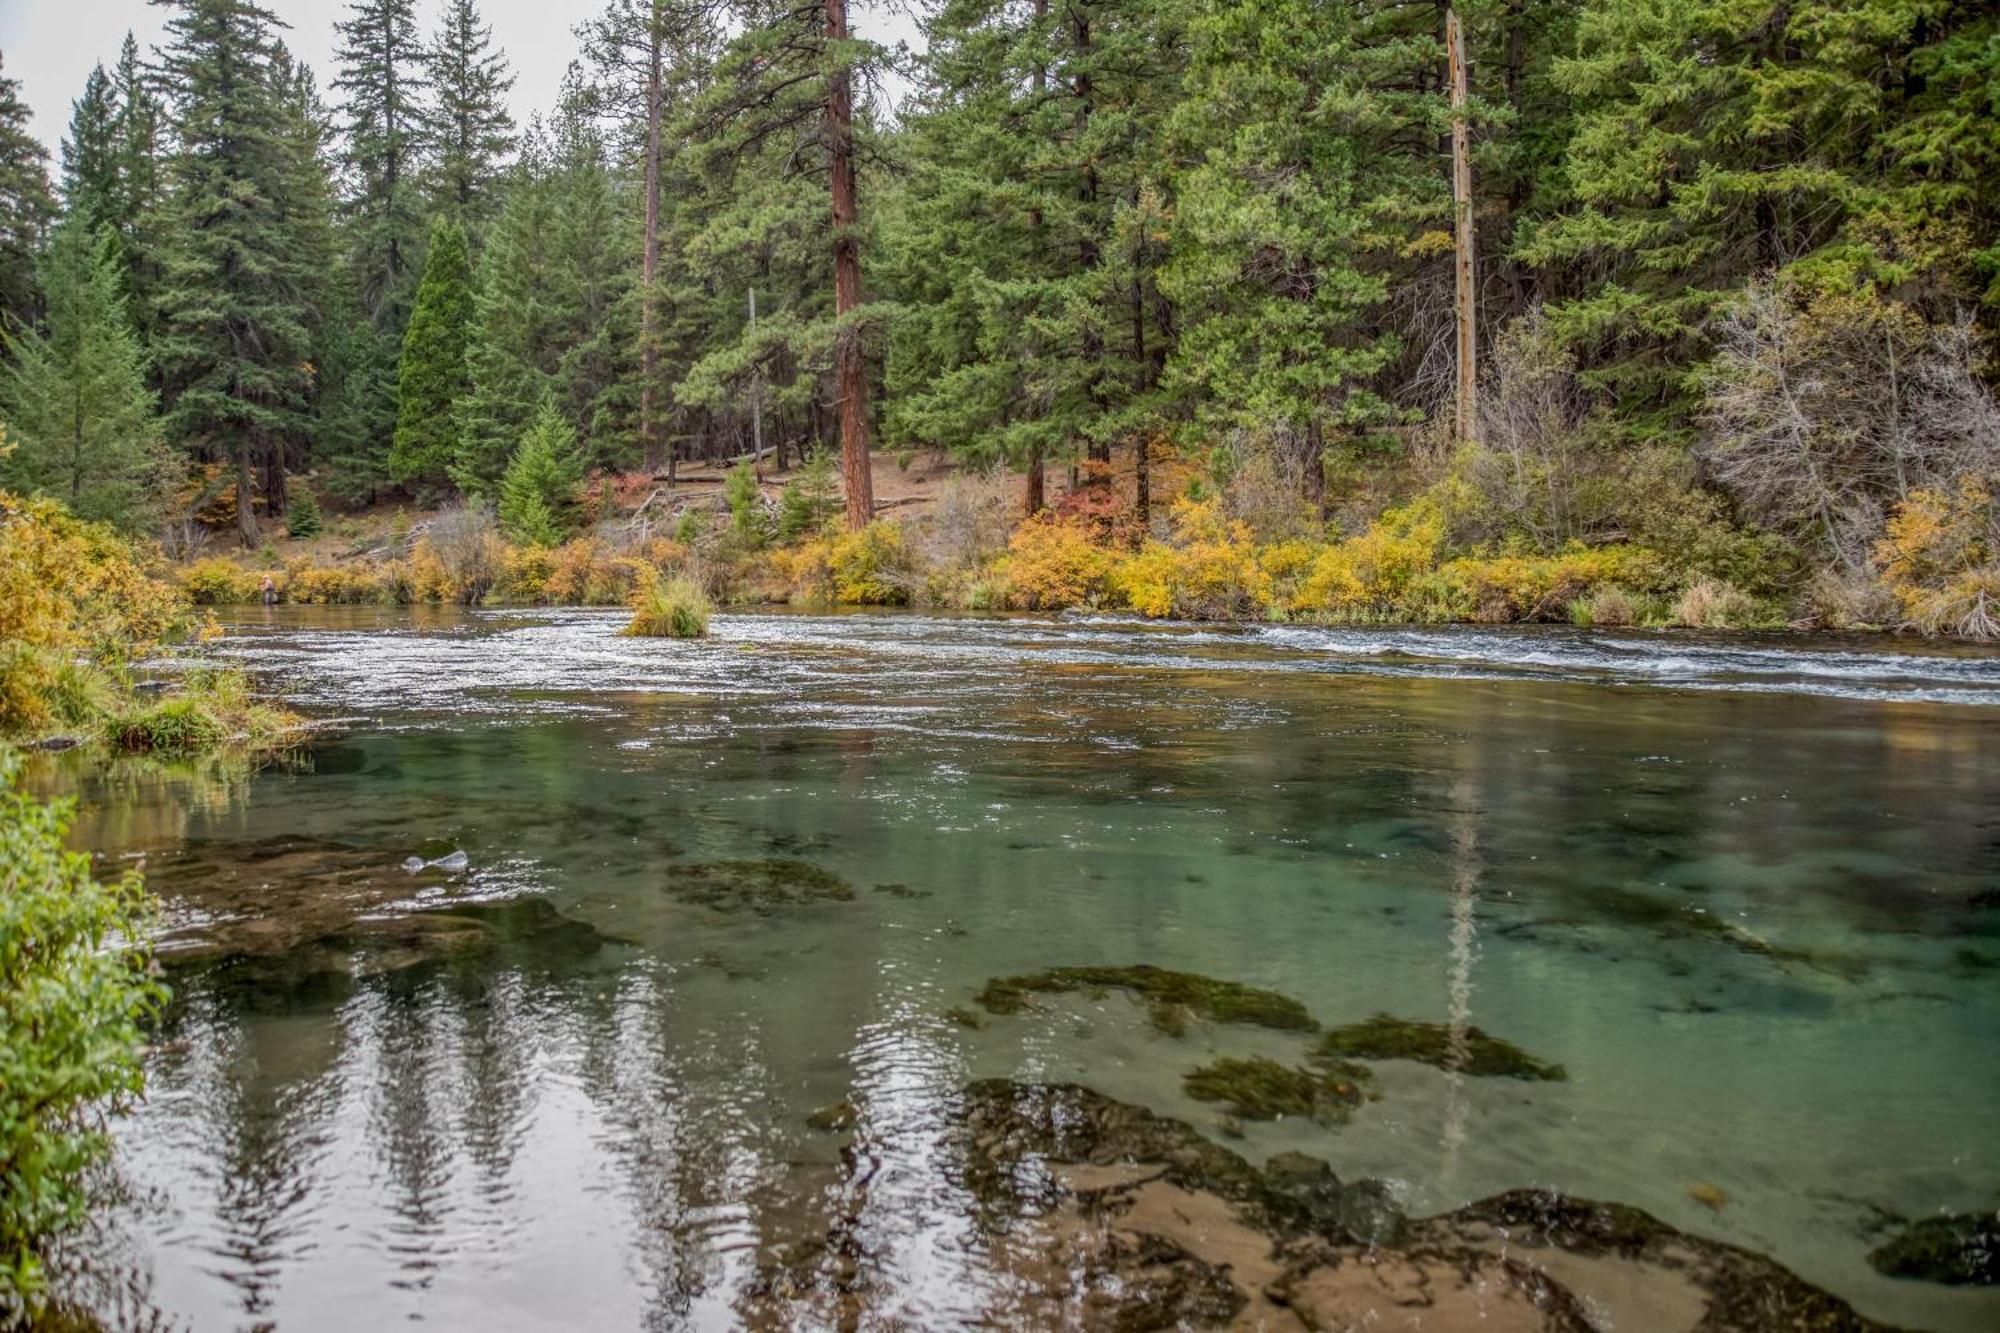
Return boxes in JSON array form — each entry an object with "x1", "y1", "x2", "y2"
[
  {"x1": 0, "y1": 491, "x2": 185, "y2": 661},
  {"x1": 1425, "y1": 546, "x2": 1663, "y2": 624},
  {"x1": 282, "y1": 560, "x2": 385, "y2": 605},
  {"x1": 1877, "y1": 479, "x2": 2000, "y2": 638},
  {"x1": 1003, "y1": 515, "x2": 1114, "y2": 610},
  {"x1": 181, "y1": 556, "x2": 264, "y2": 605},
  {"x1": 766, "y1": 536, "x2": 835, "y2": 604},
  {"x1": 1292, "y1": 498, "x2": 1447, "y2": 617},
  {"x1": 1106, "y1": 498, "x2": 1273, "y2": 619},
  {"x1": 829, "y1": 521, "x2": 911, "y2": 605}
]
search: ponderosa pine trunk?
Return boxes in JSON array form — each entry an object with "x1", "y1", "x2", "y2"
[
  {"x1": 640, "y1": 15, "x2": 666, "y2": 477},
  {"x1": 827, "y1": 0, "x2": 873, "y2": 530}
]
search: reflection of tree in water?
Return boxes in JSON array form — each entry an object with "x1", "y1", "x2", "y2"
[{"x1": 166, "y1": 984, "x2": 346, "y2": 1319}]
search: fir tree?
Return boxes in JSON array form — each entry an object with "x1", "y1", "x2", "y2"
[
  {"x1": 285, "y1": 483, "x2": 323, "y2": 537},
  {"x1": 60, "y1": 66, "x2": 122, "y2": 236},
  {"x1": 0, "y1": 220, "x2": 166, "y2": 531},
  {"x1": 423, "y1": 0, "x2": 516, "y2": 231},
  {"x1": 152, "y1": 0, "x2": 319, "y2": 546},
  {"x1": 0, "y1": 54, "x2": 57, "y2": 333},
  {"x1": 108, "y1": 34, "x2": 169, "y2": 357},
  {"x1": 496, "y1": 394, "x2": 582, "y2": 545},
  {"x1": 392, "y1": 219, "x2": 475, "y2": 492},
  {"x1": 334, "y1": 0, "x2": 429, "y2": 329}
]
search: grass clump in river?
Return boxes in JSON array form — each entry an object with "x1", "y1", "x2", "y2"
[
  {"x1": 663, "y1": 858, "x2": 854, "y2": 912},
  {"x1": 624, "y1": 573, "x2": 711, "y2": 638},
  {"x1": 1184, "y1": 1057, "x2": 1372, "y2": 1125},
  {"x1": 975, "y1": 965, "x2": 1317, "y2": 1034},
  {"x1": 0, "y1": 752, "x2": 166, "y2": 1311},
  {"x1": 1313, "y1": 1014, "x2": 1567, "y2": 1081}
]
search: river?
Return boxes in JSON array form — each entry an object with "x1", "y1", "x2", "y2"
[{"x1": 38, "y1": 607, "x2": 2000, "y2": 1331}]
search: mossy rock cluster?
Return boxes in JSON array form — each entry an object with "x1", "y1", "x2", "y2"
[
  {"x1": 1314, "y1": 1014, "x2": 1567, "y2": 1081},
  {"x1": 1182, "y1": 1056, "x2": 1373, "y2": 1126},
  {"x1": 1868, "y1": 1213, "x2": 1999, "y2": 1286},
  {"x1": 974, "y1": 964, "x2": 1316, "y2": 1034},
  {"x1": 662, "y1": 858, "x2": 854, "y2": 913}
]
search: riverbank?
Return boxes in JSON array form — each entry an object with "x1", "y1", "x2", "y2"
[{"x1": 168, "y1": 448, "x2": 1996, "y2": 640}]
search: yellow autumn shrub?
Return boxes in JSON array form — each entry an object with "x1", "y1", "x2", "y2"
[
  {"x1": 180, "y1": 556, "x2": 263, "y2": 605},
  {"x1": 1877, "y1": 478, "x2": 2000, "y2": 638},
  {"x1": 829, "y1": 520, "x2": 912, "y2": 605},
  {"x1": 1002, "y1": 515, "x2": 1114, "y2": 610}
]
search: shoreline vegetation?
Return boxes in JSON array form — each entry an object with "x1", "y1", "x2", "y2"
[
  {"x1": 162, "y1": 444, "x2": 1998, "y2": 640},
  {"x1": 1, "y1": 491, "x2": 303, "y2": 756}
]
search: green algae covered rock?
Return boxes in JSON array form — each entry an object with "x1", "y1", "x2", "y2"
[
  {"x1": 1182, "y1": 1056, "x2": 1372, "y2": 1125},
  {"x1": 1314, "y1": 1013, "x2": 1567, "y2": 1081},
  {"x1": 662, "y1": 858, "x2": 854, "y2": 913},
  {"x1": 974, "y1": 964, "x2": 1316, "y2": 1033},
  {"x1": 1869, "y1": 1213, "x2": 2000, "y2": 1286}
]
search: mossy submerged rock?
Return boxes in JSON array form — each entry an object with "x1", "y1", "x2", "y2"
[
  {"x1": 1315, "y1": 1013, "x2": 1567, "y2": 1081},
  {"x1": 662, "y1": 858, "x2": 854, "y2": 912},
  {"x1": 973, "y1": 964, "x2": 1316, "y2": 1033},
  {"x1": 1868, "y1": 1212, "x2": 2000, "y2": 1286},
  {"x1": 1182, "y1": 1056, "x2": 1372, "y2": 1125}
]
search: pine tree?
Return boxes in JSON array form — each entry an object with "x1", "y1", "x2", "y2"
[
  {"x1": 455, "y1": 129, "x2": 560, "y2": 493},
  {"x1": 708, "y1": 0, "x2": 886, "y2": 528},
  {"x1": 0, "y1": 220, "x2": 166, "y2": 531},
  {"x1": 108, "y1": 34, "x2": 169, "y2": 357},
  {"x1": 885, "y1": 0, "x2": 1179, "y2": 516},
  {"x1": 152, "y1": 0, "x2": 318, "y2": 546},
  {"x1": 0, "y1": 53, "x2": 58, "y2": 334},
  {"x1": 334, "y1": 0, "x2": 429, "y2": 329},
  {"x1": 1160, "y1": 0, "x2": 1443, "y2": 511},
  {"x1": 60, "y1": 66, "x2": 122, "y2": 236},
  {"x1": 496, "y1": 394, "x2": 582, "y2": 545},
  {"x1": 392, "y1": 219, "x2": 475, "y2": 492},
  {"x1": 423, "y1": 0, "x2": 516, "y2": 232}
]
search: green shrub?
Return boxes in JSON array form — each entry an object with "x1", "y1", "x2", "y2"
[
  {"x1": 0, "y1": 751, "x2": 165, "y2": 1309},
  {"x1": 623, "y1": 574, "x2": 712, "y2": 638}
]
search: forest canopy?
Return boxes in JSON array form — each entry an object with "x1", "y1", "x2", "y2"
[{"x1": 0, "y1": 0, "x2": 1995, "y2": 632}]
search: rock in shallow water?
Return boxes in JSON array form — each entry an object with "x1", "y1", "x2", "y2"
[
  {"x1": 1869, "y1": 1212, "x2": 2000, "y2": 1286},
  {"x1": 748, "y1": 1080, "x2": 1901, "y2": 1332}
]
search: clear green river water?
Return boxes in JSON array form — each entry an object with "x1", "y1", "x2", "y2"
[{"x1": 33, "y1": 606, "x2": 2000, "y2": 1331}]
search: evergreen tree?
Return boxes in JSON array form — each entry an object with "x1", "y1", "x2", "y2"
[
  {"x1": 108, "y1": 34, "x2": 170, "y2": 357},
  {"x1": 0, "y1": 220, "x2": 166, "y2": 530},
  {"x1": 455, "y1": 129, "x2": 560, "y2": 493},
  {"x1": 152, "y1": 0, "x2": 318, "y2": 546},
  {"x1": 424, "y1": 0, "x2": 516, "y2": 232},
  {"x1": 334, "y1": 0, "x2": 429, "y2": 329},
  {"x1": 1160, "y1": 0, "x2": 1443, "y2": 511},
  {"x1": 285, "y1": 483, "x2": 323, "y2": 537},
  {"x1": 0, "y1": 54, "x2": 58, "y2": 334},
  {"x1": 496, "y1": 394, "x2": 582, "y2": 545},
  {"x1": 885, "y1": 0, "x2": 1179, "y2": 515},
  {"x1": 60, "y1": 66, "x2": 122, "y2": 236},
  {"x1": 392, "y1": 219, "x2": 475, "y2": 492}
]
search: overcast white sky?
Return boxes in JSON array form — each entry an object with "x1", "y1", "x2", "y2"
[{"x1": 2, "y1": 0, "x2": 922, "y2": 159}]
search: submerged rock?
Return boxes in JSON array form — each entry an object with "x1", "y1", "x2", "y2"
[
  {"x1": 1182, "y1": 1056, "x2": 1371, "y2": 1125},
  {"x1": 662, "y1": 857, "x2": 854, "y2": 913},
  {"x1": 1314, "y1": 1013, "x2": 1567, "y2": 1081},
  {"x1": 1868, "y1": 1212, "x2": 2000, "y2": 1286},
  {"x1": 942, "y1": 1081, "x2": 1893, "y2": 1332},
  {"x1": 973, "y1": 964, "x2": 1316, "y2": 1034}
]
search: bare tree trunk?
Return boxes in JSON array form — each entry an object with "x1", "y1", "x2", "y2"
[
  {"x1": 640, "y1": 14, "x2": 666, "y2": 476},
  {"x1": 828, "y1": 0, "x2": 874, "y2": 530},
  {"x1": 1447, "y1": 8, "x2": 1478, "y2": 446}
]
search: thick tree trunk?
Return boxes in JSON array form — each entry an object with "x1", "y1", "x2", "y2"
[
  {"x1": 1131, "y1": 273, "x2": 1149, "y2": 529},
  {"x1": 237, "y1": 435, "x2": 259, "y2": 547},
  {"x1": 1025, "y1": 448, "x2": 1044, "y2": 516},
  {"x1": 640, "y1": 19, "x2": 666, "y2": 475},
  {"x1": 827, "y1": 0, "x2": 874, "y2": 530}
]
